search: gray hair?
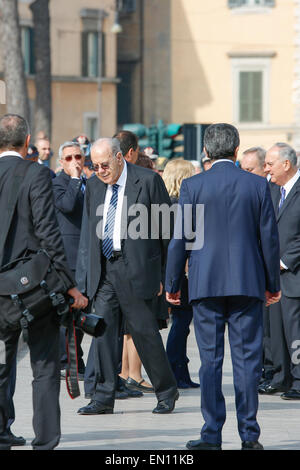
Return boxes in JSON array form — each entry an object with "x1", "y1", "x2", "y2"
[
  {"x1": 243, "y1": 146, "x2": 266, "y2": 169},
  {"x1": 0, "y1": 114, "x2": 30, "y2": 150},
  {"x1": 58, "y1": 141, "x2": 82, "y2": 159},
  {"x1": 91, "y1": 137, "x2": 121, "y2": 158},
  {"x1": 204, "y1": 123, "x2": 240, "y2": 160},
  {"x1": 274, "y1": 142, "x2": 297, "y2": 167}
]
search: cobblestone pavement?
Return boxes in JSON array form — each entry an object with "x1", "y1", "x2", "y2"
[{"x1": 13, "y1": 321, "x2": 300, "y2": 451}]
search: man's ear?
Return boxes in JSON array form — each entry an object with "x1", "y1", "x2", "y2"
[
  {"x1": 234, "y1": 146, "x2": 240, "y2": 160},
  {"x1": 23, "y1": 134, "x2": 31, "y2": 156}
]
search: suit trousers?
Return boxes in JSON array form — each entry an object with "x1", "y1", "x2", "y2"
[
  {"x1": 262, "y1": 305, "x2": 274, "y2": 379},
  {"x1": 84, "y1": 330, "x2": 124, "y2": 397},
  {"x1": 166, "y1": 307, "x2": 193, "y2": 382},
  {"x1": 6, "y1": 352, "x2": 17, "y2": 431},
  {"x1": 91, "y1": 255, "x2": 177, "y2": 408},
  {"x1": 269, "y1": 295, "x2": 300, "y2": 390},
  {"x1": 193, "y1": 296, "x2": 263, "y2": 445},
  {"x1": 0, "y1": 312, "x2": 61, "y2": 450}
]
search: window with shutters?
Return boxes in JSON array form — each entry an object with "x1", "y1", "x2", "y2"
[
  {"x1": 21, "y1": 26, "x2": 35, "y2": 75},
  {"x1": 239, "y1": 71, "x2": 262, "y2": 122},
  {"x1": 231, "y1": 58, "x2": 270, "y2": 125},
  {"x1": 81, "y1": 31, "x2": 106, "y2": 78}
]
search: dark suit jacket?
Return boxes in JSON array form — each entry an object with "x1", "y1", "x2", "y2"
[
  {"x1": 0, "y1": 155, "x2": 74, "y2": 289},
  {"x1": 52, "y1": 170, "x2": 85, "y2": 271},
  {"x1": 270, "y1": 177, "x2": 300, "y2": 298},
  {"x1": 76, "y1": 162, "x2": 172, "y2": 300},
  {"x1": 165, "y1": 161, "x2": 281, "y2": 302}
]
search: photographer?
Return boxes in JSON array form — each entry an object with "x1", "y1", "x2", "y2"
[{"x1": 0, "y1": 114, "x2": 88, "y2": 450}]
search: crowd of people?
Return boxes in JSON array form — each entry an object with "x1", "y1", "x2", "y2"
[{"x1": 0, "y1": 113, "x2": 298, "y2": 451}]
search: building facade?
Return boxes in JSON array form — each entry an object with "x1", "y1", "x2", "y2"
[{"x1": 118, "y1": 0, "x2": 300, "y2": 157}]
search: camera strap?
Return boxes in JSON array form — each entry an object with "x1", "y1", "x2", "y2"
[{"x1": 65, "y1": 315, "x2": 80, "y2": 399}]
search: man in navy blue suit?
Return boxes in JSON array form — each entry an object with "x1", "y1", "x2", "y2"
[{"x1": 165, "y1": 123, "x2": 281, "y2": 451}]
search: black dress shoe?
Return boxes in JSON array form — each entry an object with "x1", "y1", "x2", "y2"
[
  {"x1": 258, "y1": 383, "x2": 286, "y2": 395},
  {"x1": 177, "y1": 380, "x2": 200, "y2": 389},
  {"x1": 281, "y1": 389, "x2": 300, "y2": 400},
  {"x1": 152, "y1": 391, "x2": 179, "y2": 414},
  {"x1": 117, "y1": 379, "x2": 143, "y2": 398},
  {"x1": 241, "y1": 441, "x2": 264, "y2": 450},
  {"x1": 186, "y1": 438, "x2": 222, "y2": 451},
  {"x1": 0, "y1": 430, "x2": 27, "y2": 450},
  {"x1": 115, "y1": 389, "x2": 129, "y2": 399},
  {"x1": 77, "y1": 400, "x2": 114, "y2": 415},
  {"x1": 7, "y1": 430, "x2": 26, "y2": 446},
  {"x1": 126, "y1": 377, "x2": 154, "y2": 393}
]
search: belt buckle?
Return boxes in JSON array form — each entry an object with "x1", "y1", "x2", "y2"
[{"x1": 111, "y1": 251, "x2": 121, "y2": 261}]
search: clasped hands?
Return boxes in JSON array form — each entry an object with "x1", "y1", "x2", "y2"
[{"x1": 166, "y1": 290, "x2": 282, "y2": 308}]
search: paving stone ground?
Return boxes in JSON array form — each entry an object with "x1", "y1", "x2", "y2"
[{"x1": 12, "y1": 321, "x2": 300, "y2": 451}]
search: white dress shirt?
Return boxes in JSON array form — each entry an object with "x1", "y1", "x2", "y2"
[
  {"x1": 102, "y1": 161, "x2": 127, "y2": 251},
  {"x1": 0, "y1": 151, "x2": 23, "y2": 159},
  {"x1": 211, "y1": 159, "x2": 235, "y2": 166},
  {"x1": 279, "y1": 169, "x2": 300, "y2": 270},
  {"x1": 281, "y1": 169, "x2": 300, "y2": 199}
]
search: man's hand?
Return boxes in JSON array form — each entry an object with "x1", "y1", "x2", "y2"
[
  {"x1": 166, "y1": 291, "x2": 181, "y2": 306},
  {"x1": 157, "y1": 282, "x2": 163, "y2": 296},
  {"x1": 67, "y1": 287, "x2": 88, "y2": 310},
  {"x1": 69, "y1": 162, "x2": 82, "y2": 179},
  {"x1": 265, "y1": 290, "x2": 281, "y2": 307}
]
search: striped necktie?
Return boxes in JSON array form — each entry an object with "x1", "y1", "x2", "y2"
[
  {"x1": 80, "y1": 177, "x2": 86, "y2": 194},
  {"x1": 278, "y1": 186, "x2": 286, "y2": 211},
  {"x1": 102, "y1": 184, "x2": 119, "y2": 259}
]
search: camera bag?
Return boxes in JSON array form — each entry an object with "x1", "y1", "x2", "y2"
[{"x1": 0, "y1": 160, "x2": 69, "y2": 342}]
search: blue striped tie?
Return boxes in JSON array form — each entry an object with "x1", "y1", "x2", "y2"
[
  {"x1": 102, "y1": 184, "x2": 119, "y2": 259},
  {"x1": 278, "y1": 186, "x2": 286, "y2": 211}
]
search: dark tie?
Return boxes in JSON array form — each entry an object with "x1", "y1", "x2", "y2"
[
  {"x1": 80, "y1": 177, "x2": 86, "y2": 194},
  {"x1": 278, "y1": 186, "x2": 286, "y2": 211},
  {"x1": 102, "y1": 184, "x2": 119, "y2": 259}
]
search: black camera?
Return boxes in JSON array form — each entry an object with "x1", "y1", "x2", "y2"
[
  {"x1": 72, "y1": 309, "x2": 106, "y2": 337},
  {"x1": 58, "y1": 297, "x2": 106, "y2": 338}
]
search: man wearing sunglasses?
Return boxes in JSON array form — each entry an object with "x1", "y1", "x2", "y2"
[
  {"x1": 76, "y1": 137, "x2": 178, "y2": 416},
  {"x1": 52, "y1": 141, "x2": 87, "y2": 378}
]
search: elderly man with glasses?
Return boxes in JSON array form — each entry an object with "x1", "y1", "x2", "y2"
[
  {"x1": 76, "y1": 137, "x2": 178, "y2": 416},
  {"x1": 52, "y1": 141, "x2": 87, "y2": 379}
]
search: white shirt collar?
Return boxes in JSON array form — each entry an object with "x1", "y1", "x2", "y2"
[
  {"x1": 212, "y1": 159, "x2": 235, "y2": 166},
  {"x1": 0, "y1": 151, "x2": 23, "y2": 159},
  {"x1": 282, "y1": 169, "x2": 300, "y2": 197}
]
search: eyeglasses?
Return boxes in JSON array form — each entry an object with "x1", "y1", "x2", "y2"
[
  {"x1": 90, "y1": 162, "x2": 111, "y2": 172},
  {"x1": 63, "y1": 154, "x2": 83, "y2": 162}
]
